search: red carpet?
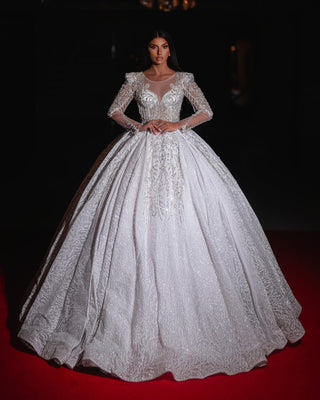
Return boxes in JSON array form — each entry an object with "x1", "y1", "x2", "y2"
[{"x1": 0, "y1": 230, "x2": 319, "y2": 400}]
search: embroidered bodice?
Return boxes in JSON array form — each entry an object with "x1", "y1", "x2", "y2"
[{"x1": 107, "y1": 71, "x2": 213, "y2": 134}]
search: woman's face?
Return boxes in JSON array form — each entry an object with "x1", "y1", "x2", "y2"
[{"x1": 147, "y1": 36, "x2": 170, "y2": 66}]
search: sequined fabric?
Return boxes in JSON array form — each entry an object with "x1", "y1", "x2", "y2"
[{"x1": 17, "y1": 72, "x2": 305, "y2": 382}]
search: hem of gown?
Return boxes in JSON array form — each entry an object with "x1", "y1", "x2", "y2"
[{"x1": 17, "y1": 326, "x2": 305, "y2": 382}]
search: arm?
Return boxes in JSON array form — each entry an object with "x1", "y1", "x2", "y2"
[
  {"x1": 107, "y1": 73, "x2": 143, "y2": 134},
  {"x1": 179, "y1": 72, "x2": 213, "y2": 131}
]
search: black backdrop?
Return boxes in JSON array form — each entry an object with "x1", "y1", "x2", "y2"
[{"x1": 2, "y1": 0, "x2": 319, "y2": 232}]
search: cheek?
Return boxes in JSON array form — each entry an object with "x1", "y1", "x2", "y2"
[{"x1": 148, "y1": 49, "x2": 156, "y2": 58}]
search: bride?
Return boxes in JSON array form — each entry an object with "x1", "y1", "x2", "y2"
[{"x1": 17, "y1": 28, "x2": 305, "y2": 382}]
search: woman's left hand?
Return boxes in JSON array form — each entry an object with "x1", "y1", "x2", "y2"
[{"x1": 154, "y1": 120, "x2": 180, "y2": 134}]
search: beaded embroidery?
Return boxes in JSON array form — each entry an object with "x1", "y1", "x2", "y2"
[{"x1": 107, "y1": 72, "x2": 213, "y2": 220}]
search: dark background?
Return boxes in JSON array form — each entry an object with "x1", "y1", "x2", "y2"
[{"x1": 2, "y1": 0, "x2": 319, "y2": 233}]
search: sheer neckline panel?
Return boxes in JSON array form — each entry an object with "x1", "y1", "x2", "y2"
[
  {"x1": 141, "y1": 72, "x2": 177, "y2": 103},
  {"x1": 142, "y1": 72, "x2": 176, "y2": 82}
]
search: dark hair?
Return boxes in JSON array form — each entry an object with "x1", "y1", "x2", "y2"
[{"x1": 139, "y1": 28, "x2": 183, "y2": 72}]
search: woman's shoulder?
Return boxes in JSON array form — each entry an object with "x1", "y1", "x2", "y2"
[
  {"x1": 176, "y1": 71, "x2": 195, "y2": 84},
  {"x1": 124, "y1": 71, "x2": 142, "y2": 83}
]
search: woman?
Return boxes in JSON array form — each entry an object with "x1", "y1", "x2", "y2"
[{"x1": 17, "y1": 29, "x2": 305, "y2": 382}]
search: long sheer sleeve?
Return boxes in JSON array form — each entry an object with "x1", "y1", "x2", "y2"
[
  {"x1": 107, "y1": 73, "x2": 142, "y2": 134},
  {"x1": 179, "y1": 73, "x2": 213, "y2": 131}
]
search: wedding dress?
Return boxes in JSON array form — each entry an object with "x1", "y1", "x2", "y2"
[{"x1": 17, "y1": 71, "x2": 305, "y2": 382}]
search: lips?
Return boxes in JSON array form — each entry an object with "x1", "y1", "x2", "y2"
[{"x1": 156, "y1": 57, "x2": 163, "y2": 61}]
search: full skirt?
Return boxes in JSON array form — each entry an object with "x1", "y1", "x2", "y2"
[{"x1": 17, "y1": 129, "x2": 305, "y2": 382}]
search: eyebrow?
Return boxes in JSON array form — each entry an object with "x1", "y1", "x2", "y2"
[{"x1": 149, "y1": 42, "x2": 168, "y2": 46}]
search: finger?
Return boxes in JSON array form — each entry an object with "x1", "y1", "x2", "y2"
[
  {"x1": 152, "y1": 126, "x2": 159, "y2": 134},
  {"x1": 148, "y1": 123, "x2": 157, "y2": 133},
  {"x1": 162, "y1": 126, "x2": 172, "y2": 133},
  {"x1": 148, "y1": 126, "x2": 156, "y2": 134}
]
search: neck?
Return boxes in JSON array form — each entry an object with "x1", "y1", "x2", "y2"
[{"x1": 149, "y1": 64, "x2": 172, "y2": 76}]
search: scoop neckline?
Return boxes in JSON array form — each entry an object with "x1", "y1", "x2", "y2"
[{"x1": 142, "y1": 71, "x2": 176, "y2": 82}]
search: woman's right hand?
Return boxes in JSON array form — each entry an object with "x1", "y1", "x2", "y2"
[{"x1": 140, "y1": 120, "x2": 162, "y2": 135}]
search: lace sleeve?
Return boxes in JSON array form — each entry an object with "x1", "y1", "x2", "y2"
[
  {"x1": 180, "y1": 73, "x2": 213, "y2": 131},
  {"x1": 107, "y1": 73, "x2": 142, "y2": 134}
]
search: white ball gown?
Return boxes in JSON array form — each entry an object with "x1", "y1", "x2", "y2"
[{"x1": 17, "y1": 71, "x2": 305, "y2": 382}]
